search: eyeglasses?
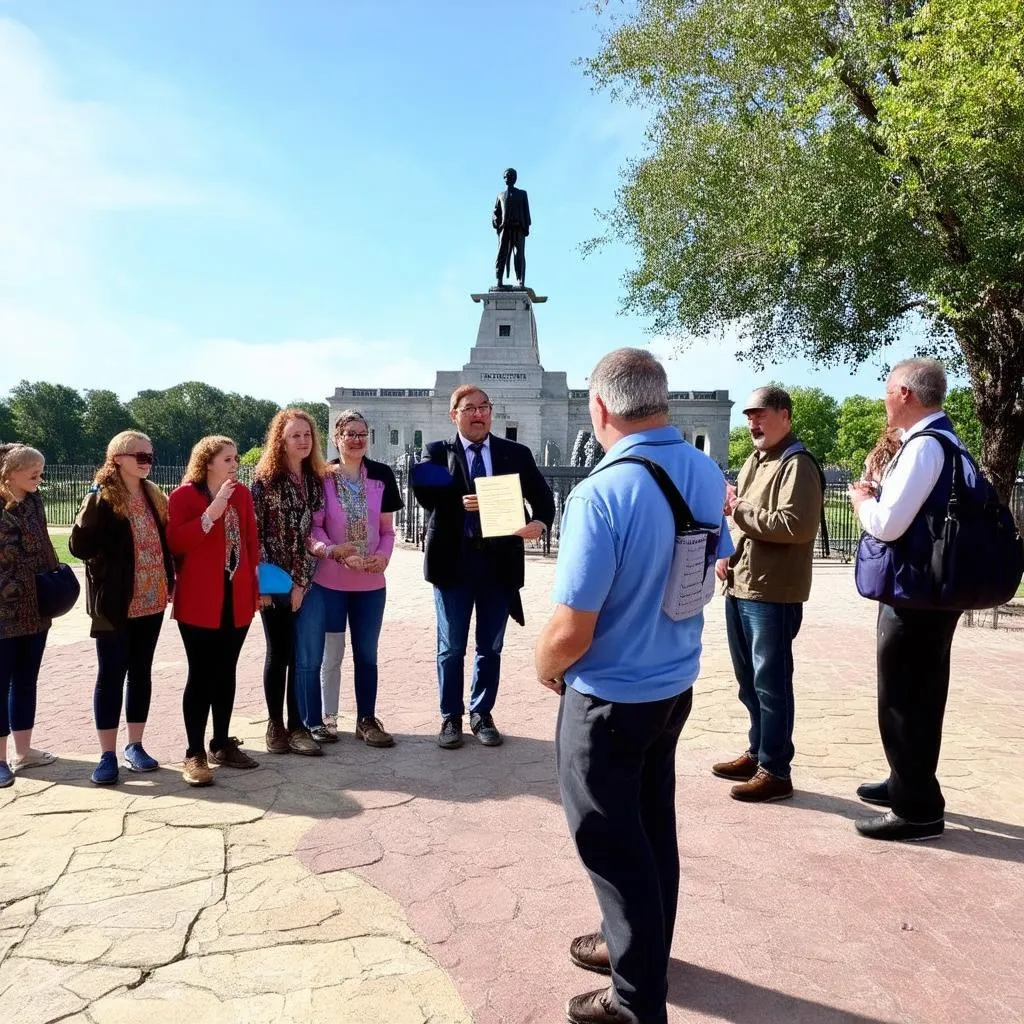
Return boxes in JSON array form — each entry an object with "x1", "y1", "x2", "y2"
[
  {"x1": 456, "y1": 403, "x2": 492, "y2": 415},
  {"x1": 341, "y1": 432, "x2": 369, "y2": 441},
  {"x1": 120, "y1": 452, "x2": 155, "y2": 465}
]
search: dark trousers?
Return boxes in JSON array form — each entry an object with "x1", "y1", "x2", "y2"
[
  {"x1": 496, "y1": 226, "x2": 526, "y2": 284},
  {"x1": 724, "y1": 596, "x2": 802, "y2": 778},
  {"x1": 557, "y1": 684, "x2": 693, "y2": 1024},
  {"x1": 260, "y1": 601, "x2": 301, "y2": 732},
  {"x1": 433, "y1": 544, "x2": 513, "y2": 719},
  {"x1": 93, "y1": 613, "x2": 164, "y2": 731},
  {"x1": 0, "y1": 630, "x2": 48, "y2": 737},
  {"x1": 178, "y1": 577, "x2": 248, "y2": 757},
  {"x1": 877, "y1": 603, "x2": 961, "y2": 822}
]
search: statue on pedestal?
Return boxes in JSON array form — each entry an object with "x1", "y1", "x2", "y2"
[{"x1": 493, "y1": 168, "x2": 531, "y2": 288}]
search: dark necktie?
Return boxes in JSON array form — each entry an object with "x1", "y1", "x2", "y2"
[{"x1": 465, "y1": 442, "x2": 486, "y2": 537}]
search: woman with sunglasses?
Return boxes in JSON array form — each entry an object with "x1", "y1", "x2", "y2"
[
  {"x1": 294, "y1": 411, "x2": 403, "y2": 747},
  {"x1": 70, "y1": 432, "x2": 174, "y2": 785},
  {"x1": 167, "y1": 436, "x2": 260, "y2": 786}
]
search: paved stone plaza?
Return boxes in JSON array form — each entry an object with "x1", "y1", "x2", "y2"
[{"x1": 2, "y1": 548, "x2": 1023, "y2": 1024}]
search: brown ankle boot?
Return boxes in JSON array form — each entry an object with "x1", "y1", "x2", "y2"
[
  {"x1": 730, "y1": 766, "x2": 793, "y2": 802},
  {"x1": 569, "y1": 932, "x2": 611, "y2": 975},
  {"x1": 711, "y1": 751, "x2": 758, "y2": 781}
]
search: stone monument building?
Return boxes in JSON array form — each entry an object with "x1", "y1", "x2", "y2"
[{"x1": 327, "y1": 289, "x2": 731, "y2": 466}]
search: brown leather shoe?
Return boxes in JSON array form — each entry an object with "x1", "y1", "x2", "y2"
[
  {"x1": 565, "y1": 987, "x2": 639, "y2": 1024},
  {"x1": 209, "y1": 737, "x2": 259, "y2": 769},
  {"x1": 265, "y1": 719, "x2": 289, "y2": 754},
  {"x1": 182, "y1": 753, "x2": 213, "y2": 787},
  {"x1": 356, "y1": 716, "x2": 395, "y2": 748},
  {"x1": 288, "y1": 727, "x2": 323, "y2": 757},
  {"x1": 711, "y1": 751, "x2": 758, "y2": 781},
  {"x1": 730, "y1": 766, "x2": 794, "y2": 802},
  {"x1": 569, "y1": 932, "x2": 610, "y2": 975}
]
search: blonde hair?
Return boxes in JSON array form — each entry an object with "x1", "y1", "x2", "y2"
[
  {"x1": 93, "y1": 431, "x2": 167, "y2": 521},
  {"x1": 254, "y1": 409, "x2": 328, "y2": 482},
  {"x1": 183, "y1": 435, "x2": 236, "y2": 486},
  {"x1": 0, "y1": 443, "x2": 45, "y2": 509}
]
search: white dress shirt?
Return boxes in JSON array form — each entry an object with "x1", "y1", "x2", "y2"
[
  {"x1": 858, "y1": 411, "x2": 974, "y2": 542},
  {"x1": 458, "y1": 432, "x2": 493, "y2": 476}
]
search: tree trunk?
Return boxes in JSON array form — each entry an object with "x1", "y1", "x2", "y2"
[{"x1": 954, "y1": 287, "x2": 1024, "y2": 505}]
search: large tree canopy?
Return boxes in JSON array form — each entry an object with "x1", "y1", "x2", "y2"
[{"x1": 585, "y1": 0, "x2": 1024, "y2": 497}]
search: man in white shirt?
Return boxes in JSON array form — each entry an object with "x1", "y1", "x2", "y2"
[{"x1": 848, "y1": 358, "x2": 967, "y2": 842}]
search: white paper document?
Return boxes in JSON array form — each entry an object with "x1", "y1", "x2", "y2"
[
  {"x1": 661, "y1": 528, "x2": 719, "y2": 621},
  {"x1": 475, "y1": 473, "x2": 527, "y2": 538}
]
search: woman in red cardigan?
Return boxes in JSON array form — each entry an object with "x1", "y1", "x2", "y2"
[{"x1": 167, "y1": 436, "x2": 260, "y2": 787}]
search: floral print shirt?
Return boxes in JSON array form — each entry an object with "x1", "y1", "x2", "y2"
[
  {"x1": 250, "y1": 470, "x2": 323, "y2": 590},
  {"x1": 127, "y1": 490, "x2": 168, "y2": 618},
  {"x1": 0, "y1": 491, "x2": 59, "y2": 638}
]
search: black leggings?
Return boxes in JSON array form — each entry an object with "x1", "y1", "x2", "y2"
[
  {"x1": 93, "y1": 613, "x2": 164, "y2": 731},
  {"x1": 179, "y1": 575, "x2": 249, "y2": 757},
  {"x1": 260, "y1": 601, "x2": 301, "y2": 732}
]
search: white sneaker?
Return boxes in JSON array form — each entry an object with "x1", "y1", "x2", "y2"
[{"x1": 10, "y1": 748, "x2": 56, "y2": 772}]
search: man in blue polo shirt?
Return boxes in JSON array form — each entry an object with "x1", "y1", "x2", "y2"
[{"x1": 535, "y1": 348, "x2": 732, "y2": 1024}]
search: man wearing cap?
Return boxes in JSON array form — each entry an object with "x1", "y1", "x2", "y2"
[{"x1": 713, "y1": 385, "x2": 824, "y2": 802}]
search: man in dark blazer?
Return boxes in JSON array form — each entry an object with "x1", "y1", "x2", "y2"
[
  {"x1": 493, "y1": 167, "x2": 531, "y2": 288},
  {"x1": 412, "y1": 385, "x2": 554, "y2": 749}
]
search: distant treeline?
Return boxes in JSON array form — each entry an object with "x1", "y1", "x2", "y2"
[{"x1": 0, "y1": 380, "x2": 329, "y2": 466}]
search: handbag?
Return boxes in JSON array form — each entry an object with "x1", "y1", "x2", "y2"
[{"x1": 36, "y1": 564, "x2": 81, "y2": 619}]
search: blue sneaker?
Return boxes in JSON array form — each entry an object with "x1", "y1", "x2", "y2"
[
  {"x1": 0, "y1": 761, "x2": 13, "y2": 788},
  {"x1": 124, "y1": 742, "x2": 158, "y2": 773},
  {"x1": 91, "y1": 751, "x2": 119, "y2": 786}
]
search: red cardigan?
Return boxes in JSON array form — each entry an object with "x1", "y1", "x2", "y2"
[{"x1": 167, "y1": 482, "x2": 260, "y2": 629}]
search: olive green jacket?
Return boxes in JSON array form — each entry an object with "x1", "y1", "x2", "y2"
[{"x1": 725, "y1": 435, "x2": 823, "y2": 604}]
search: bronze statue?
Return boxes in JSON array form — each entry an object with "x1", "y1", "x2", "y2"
[{"x1": 493, "y1": 168, "x2": 530, "y2": 288}]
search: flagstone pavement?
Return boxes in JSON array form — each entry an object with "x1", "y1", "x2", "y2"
[{"x1": 2, "y1": 548, "x2": 1023, "y2": 1024}]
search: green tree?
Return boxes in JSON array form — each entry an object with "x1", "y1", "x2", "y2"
[
  {"x1": 82, "y1": 389, "x2": 138, "y2": 464},
  {"x1": 129, "y1": 382, "x2": 232, "y2": 463},
  {"x1": 0, "y1": 400, "x2": 14, "y2": 444},
  {"x1": 787, "y1": 386, "x2": 840, "y2": 464},
  {"x1": 834, "y1": 396, "x2": 887, "y2": 475},
  {"x1": 8, "y1": 380, "x2": 87, "y2": 462},
  {"x1": 223, "y1": 393, "x2": 280, "y2": 453},
  {"x1": 239, "y1": 445, "x2": 262, "y2": 466},
  {"x1": 585, "y1": 0, "x2": 1024, "y2": 498},
  {"x1": 944, "y1": 386, "x2": 982, "y2": 460},
  {"x1": 728, "y1": 426, "x2": 753, "y2": 469}
]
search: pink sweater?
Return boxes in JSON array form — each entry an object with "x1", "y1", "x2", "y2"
[{"x1": 309, "y1": 470, "x2": 395, "y2": 592}]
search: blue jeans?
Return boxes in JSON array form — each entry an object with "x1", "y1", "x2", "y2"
[
  {"x1": 433, "y1": 549, "x2": 513, "y2": 719},
  {"x1": 724, "y1": 596, "x2": 802, "y2": 779},
  {"x1": 294, "y1": 584, "x2": 386, "y2": 727},
  {"x1": 0, "y1": 630, "x2": 49, "y2": 737}
]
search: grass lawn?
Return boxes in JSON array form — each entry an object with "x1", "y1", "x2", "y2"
[
  {"x1": 49, "y1": 532, "x2": 81, "y2": 565},
  {"x1": 1018, "y1": 581, "x2": 1024, "y2": 599}
]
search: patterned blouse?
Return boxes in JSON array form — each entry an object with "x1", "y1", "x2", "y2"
[
  {"x1": 127, "y1": 490, "x2": 168, "y2": 618},
  {"x1": 336, "y1": 472, "x2": 369, "y2": 555},
  {"x1": 251, "y1": 470, "x2": 323, "y2": 590},
  {"x1": 0, "y1": 491, "x2": 59, "y2": 639}
]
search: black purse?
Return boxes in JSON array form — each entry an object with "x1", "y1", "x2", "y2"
[{"x1": 36, "y1": 564, "x2": 81, "y2": 619}]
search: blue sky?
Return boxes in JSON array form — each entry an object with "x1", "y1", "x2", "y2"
[{"x1": 0, "y1": 0, "x2": 930, "y2": 425}]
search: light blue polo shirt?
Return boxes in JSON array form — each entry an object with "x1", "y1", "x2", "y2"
[{"x1": 552, "y1": 426, "x2": 733, "y2": 703}]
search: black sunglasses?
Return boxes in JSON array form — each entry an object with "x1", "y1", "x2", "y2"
[{"x1": 121, "y1": 452, "x2": 155, "y2": 465}]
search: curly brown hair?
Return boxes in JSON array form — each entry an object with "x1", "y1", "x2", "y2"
[
  {"x1": 94, "y1": 430, "x2": 168, "y2": 521},
  {"x1": 183, "y1": 435, "x2": 237, "y2": 485},
  {"x1": 254, "y1": 409, "x2": 328, "y2": 482}
]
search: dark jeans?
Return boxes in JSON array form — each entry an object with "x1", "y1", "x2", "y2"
[
  {"x1": 877, "y1": 603, "x2": 961, "y2": 822},
  {"x1": 557, "y1": 684, "x2": 693, "y2": 1024},
  {"x1": 294, "y1": 583, "x2": 387, "y2": 727},
  {"x1": 259, "y1": 601, "x2": 301, "y2": 732},
  {"x1": 93, "y1": 613, "x2": 164, "y2": 731},
  {"x1": 433, "y1": 544, "x2": 513, "y2": 719},
  {"x1": 724, "y1": 596, "x2": 803, "y2": 779},
  {"x1": 178, "y1": 575, "x2": 248, "y2": 758},
  {"x1": 0, "y1": 630, "x2": 48, "y2": 737}
]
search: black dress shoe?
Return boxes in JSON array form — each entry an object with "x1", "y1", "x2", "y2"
[
  {"x1": 856, "y1": 779, "x2": 891, "y2": 806},
  {"x1": 569, "y1": 932, "x2": 611, "y2": 975},
  {"x1": 470, "y1": 712, "x2": 503, "y2": 747},
  {"x1": 438, "y1": 716, "x2": 463, "y2": 749},
  {"x1": 566, "y1": 987, "x2": 639, "y2": 1024},
  {"x1": 855, "y1": 811, "x2": 944, "y2": 842}
]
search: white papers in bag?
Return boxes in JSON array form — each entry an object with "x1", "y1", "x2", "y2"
[{"x1": 663, "y1": 528, "x2": 720, "y2": 621}]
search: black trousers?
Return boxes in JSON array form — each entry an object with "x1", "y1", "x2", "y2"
[
  {"x1": 178, "y1": 574, "x2": 249, "y2": 757},
  {"x1": 260, "y1": 601, "x2": 301, "y2": 732},
  {"x1": 557, "y1": 684, "x2": 693, "y2": 1024},
  {"x1": 496, "y1": 226, "x2": 526, "y2": 284},
  {"x1": 93, "y1": 612, "x2": 164, "y2": 730},
  {"x1": 876, "y1": 603, "x2": 961, "y2": 822}
]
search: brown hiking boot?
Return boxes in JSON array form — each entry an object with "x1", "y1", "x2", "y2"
[
  {"x1": 355, "y1": 716, "x2": 394, "y2": 748},
  {"x1": 711, "y1": 751, "x2": 758, "y2": 781},
  {"x1": 265, "y1": 719, "x2": 289, "y2": 754},
  {"x1": 569, "y1": 932, "x2": 611, "y2": 975},
  {"x1": 182, "y1": 753, "x2": 213, "y2": 787},
  {"x1": 288, "y1": 727, "x2": 323, "y2": 757},
  {"x1": 730, "y1": 766, "x2": 794, "y2": 803},
  {"x1": 209, "y1": 737, "x2": 259, "y2": 769}
]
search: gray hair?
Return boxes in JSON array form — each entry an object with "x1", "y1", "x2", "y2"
[
  {"x1": 332, "y1": 409, "x2": 368, "y2": 446},
  {"x1": 588, "y1": 348, "x2": 669, "y2": 420},
  {"x1": 891, "y1": 358, "x2": 947, "y2": 408}
]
